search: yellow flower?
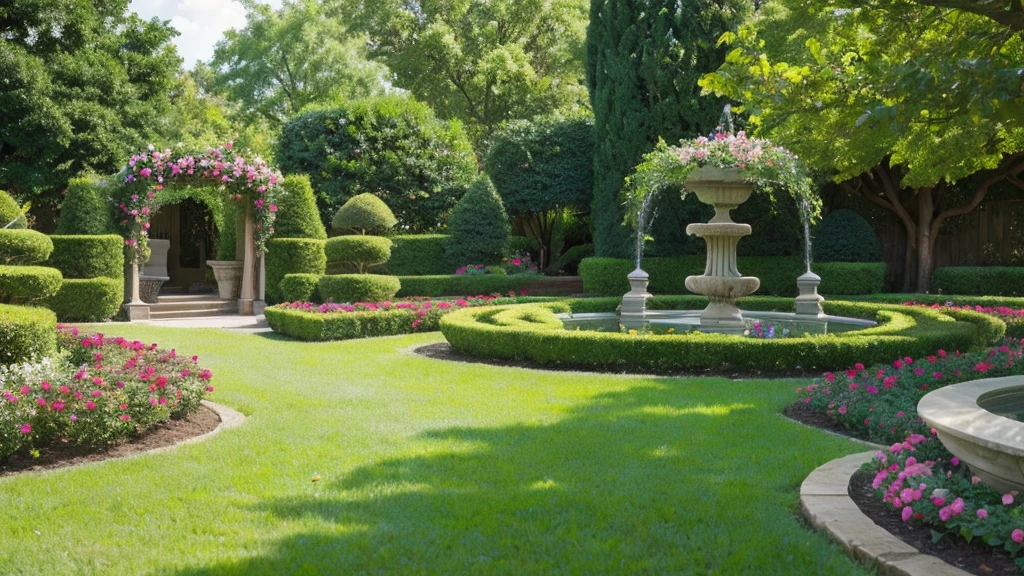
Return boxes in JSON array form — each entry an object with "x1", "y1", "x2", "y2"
[
  {"x1": 667, "y1": 328, "x2": 676, "y2": 334},
  {"x1": 312, "y1": 475, "x2": 321, "y2": 483},
  {"x1": 628, "y1": 329, "x2": 637, "y2": 335}
]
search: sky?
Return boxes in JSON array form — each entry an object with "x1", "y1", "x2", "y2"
[{"x1": 129, "y1": 0, "x2": 284, "y2": 66}]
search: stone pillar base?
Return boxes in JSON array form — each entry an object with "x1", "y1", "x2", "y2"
[
  {"x1": 253, "y1": 300, "x2": 266, "y2": 316},
  {"x1": 124, "y1": 303, "x2": 151, "y2": 321},
  {"x1": 239, "y1": 298, "x2": 254, "y2": 316}
]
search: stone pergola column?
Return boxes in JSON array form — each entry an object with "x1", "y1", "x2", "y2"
[
  {"x1": 123, "y1": 258, "x2": 150, "y2": 321},
  {"x1": 238, "y1": 207, "x2": 257, "y2": 315}
]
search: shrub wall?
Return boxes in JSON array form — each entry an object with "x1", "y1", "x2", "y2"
[
  {"x1": 46, "y1": 235, "x2": 124, "y2": 280},
  {"x1": 396, "y1": 275, "x2": 537, "y2": 298},
  {"x1": 279, "y1": 274, "x2": 321, "y2": 303},
  {"x1": 932, "y1": 267, "x2": 1024, "y2": 297},
  {"x1": 385, "y1": 235, "x2": 455, "y2": 276},
  {"x1": 265, "y1": 307, "x2": 422, "y2": 342},
  {"x1": 265, "y1": 239, "x2": 327, "y2": 305},
  {"x1": 42, "y1": 278, "x2": 122, "y2": 322},
  {"x1": 439, "y1": 298, "x2": 1004, "y2": 374},
  {"x1": 318, "y1": 275, "x2": 401, "y2": 303},
  {"x1": 0, "y1": 303, "x2": 57, "y2": 364},
  {"x1": 579, "y1": 257, "x2": 884, "y2": 297},
  {"x1": 0, "y1": 266, "x2": 62, "y2": 303}
]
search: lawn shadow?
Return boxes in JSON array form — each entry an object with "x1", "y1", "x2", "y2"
[{"x1": 169, "y1": 380, "x2": 864, "y2": 575}]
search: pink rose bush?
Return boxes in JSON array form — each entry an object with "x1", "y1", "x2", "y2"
[
  {"x1": 799, "y1": 339, "x2": 1024, "y2": 459},
  {"x1": 0, "y1": 327, "x2": 213, "y2": 461},
  {"x1": 870, "y1": 432, "x2": 1024, "y2": 559},
  {"x1": 119, "y1": 143, "x2": 280, "y2": 261}
]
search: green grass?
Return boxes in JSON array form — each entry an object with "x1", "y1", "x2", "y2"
[{"x1": 0, "y1": 327, "x2": 873, "y2": 575}]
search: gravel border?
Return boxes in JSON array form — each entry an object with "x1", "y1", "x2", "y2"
[{"x1": 801, "y1": 451, "x2": 971, "y2": 576}]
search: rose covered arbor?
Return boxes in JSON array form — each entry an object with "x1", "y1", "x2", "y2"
[{"x1": 115, "y1": 143, "x2": 280, "y2": 318}]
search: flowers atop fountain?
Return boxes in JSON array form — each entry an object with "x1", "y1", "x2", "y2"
[{"x1": 620, "y1": 125, "x2": 822, "y2": 334}]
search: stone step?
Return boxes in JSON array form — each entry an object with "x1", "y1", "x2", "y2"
[
  {"x1": 155, "y1": 294, "x2": 226, "y2": 304},
  {"x1": 150, "y1": 300, "x2": 236, "y2": 313},
  {"x1": 148, "y1": 308, "x2": 239, "y2": 320}
]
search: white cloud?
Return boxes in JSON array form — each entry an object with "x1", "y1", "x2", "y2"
[{"x1": 129, "y1": 0, "x2": 283, "y2": 65}]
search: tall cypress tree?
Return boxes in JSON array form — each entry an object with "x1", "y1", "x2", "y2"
[{"x1": 585, "y1": 0, "x2": 749, "y2": 257}]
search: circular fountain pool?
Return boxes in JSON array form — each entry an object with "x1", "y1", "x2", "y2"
[{"x1": 559, "y1": 310, "x2": 877, "y2": 337}]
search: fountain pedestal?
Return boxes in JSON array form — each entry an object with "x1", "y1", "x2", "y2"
[
  {"x1": 620, "y1": 268, "x2": 652, "y2": 330},
  {"x1": 795, "y1": 271, "x2": 826, "y2": 318},
  {"x1": 684, "y1": 167, "x2": 760, "y2": 334}
]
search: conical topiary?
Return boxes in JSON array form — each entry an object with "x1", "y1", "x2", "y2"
[
  {"x1": 274, "y1": 175, "x2": 327, "y2": 239},
  {"x1": 55, "y1": 176, "x2": 116, "y2": 234},
  {"x1": 332, "y1": 193, "x2": 397, "y2": 235},
  {"x1": 0, "y1": 190, "x2": 26, "y2": 229},
  {"x1": 445, "y1": 176, "x2": 510, "y2": 266}
]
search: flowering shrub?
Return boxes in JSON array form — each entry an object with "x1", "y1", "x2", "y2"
[
  {"x1": 799, "y1": 340, "x2": 1024, "y2": 457},
  {"x1": 0, "y1": 327, "x2": 213, "y2": 461},
  {"x1": 455, "y1": 265, "x2": 496, "y2": 276},
  {"x1": 501, "y1": 252, "x2": 539, "y2": 275},
  {"x1": 625, "y1": 131, "x2": 818, "y2": 223},
  {"x1": 869, "y1": 432, "x2": 1024, "y2": 564},
  {"x1": 276, "y1": 293, "x2": 523, "y2": 331},
  {"x1": 745, "y1": 321, "x2": 789, "y2": 339},
  {"x1": 118, "y1": 143, "x2": 281, "y2": 261}
]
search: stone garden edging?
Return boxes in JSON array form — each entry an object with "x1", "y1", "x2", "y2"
[{"x1": 801, "y1": 451, "x2": 970, "y2": 576}]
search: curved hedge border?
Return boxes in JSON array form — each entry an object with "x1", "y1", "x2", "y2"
[
  {"x1": 0, "y1": 303, "x2": 57, "y2": 364},
  {"x1": 439, "y1": 297, "x2": 1005, "y2": 374},
  {"x1": 42, "y1": 278, "x2": 123, "y2": 322}
]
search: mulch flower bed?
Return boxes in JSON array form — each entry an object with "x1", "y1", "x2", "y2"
[{"x1": 0, "y1": 404, "x2": 220, "y2": 477}]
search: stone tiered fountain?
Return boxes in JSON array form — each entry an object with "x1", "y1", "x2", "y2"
[{"x1": 683, "y1": 166, "x2": 761, "y2": 333}]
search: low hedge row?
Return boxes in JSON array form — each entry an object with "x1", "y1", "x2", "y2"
[
  {"x1": 266, "y1": 307, "x2": 425, "y2": 341},
  {"x1": 0, "y1": 303, "x2": 57, "y2": 364},
  {"x1": 579, "y1": 257, "x2": 885, "y2": 297},
  {"x1": 265, "y1": 238, "x2": 327, "y2": 305},
  {"x1": 396, "y1": 274, "x2": 540, "y2": 298},
  {"x1": 0, "y1": 230, "x2": 53, "y2": 265},
  {"x1": 46, "y1": 235, "x2": 124, "y2": 280},
  {"x1": 0, "y1": 266, "x2": 63, "y2": 303},
  {"x1": 41, "y1": 278, "x2": 123, "y2": 322},
  {"x1": 932, "y1": 267, "x2": 1024, "y2": 296},
  {"x1": 318, "y1": 275, "x2": 401, "y2": 303},
  {"x1": 384, "y1": 235, "x2": 456, "y2": 276},
  {"x1": 439, "y1": 297, "x2": 1004, "y2": 374}
]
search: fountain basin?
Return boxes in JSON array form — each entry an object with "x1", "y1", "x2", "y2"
[
  {"x1": 559, "y1": 309, "x2": 875, "y2": 336},
  {"x1": 919, "y1": 377, "x2": 1024, "y2": 493},
  {"x1": 684, "y1": 276, "x2": 760, "y2": 301}
]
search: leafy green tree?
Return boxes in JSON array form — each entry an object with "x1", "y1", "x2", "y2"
[
  {"x1": 702, "y1": 1, "x2": 1024, "y2": 291},
  {"x1": 0, "y1": 0, "x2": 181, "y2": 223},
  {"x1": 585, "y1": 0, "x2": 750, "y2": 258},
  {"x1": 485, "y1": 114, "x2": 594, "y2": 268},
  {"x1": 276, "y1": 96, "x2": 478, "y2": 232},
  {"x1": 209, "y1": 0, "x2": 387, "y2": 127},
  {"x1": 445, "y1": 176, "x2": 511, "y2": 266},
  {"x1": 340, "y1": 0, "x2": 591, "y2": 144}
]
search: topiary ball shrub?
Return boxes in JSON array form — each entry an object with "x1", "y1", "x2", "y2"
[
  {"x1": 445, "y1": 176, "x2": 510, "y2": 267},
  {"x1": 265, "y1": 239, "x2": 327, "y2": 305},
  {"x1": 0, "y1": 303, "x2": 57, "y2": 364},
  {"x1": 46, "y1": 235, "x2": 124, "y2": 280},
  {"x1": 325, "y1": 236, "x2": 393, "y2": 273},
  {"x1": 0, "y1": 190, "x2": 26, "y2": 229},
  {"x1": 813, "y1": 209, "x2": 881, "y2": 262},
  {"x1": 42, "y1": 278, "x2": 122, "y2": 322},
  {"x1": 318, "y1": 275, "x2": 401, "y2": 303},
  {"x1": 0, "y1": 266, "x2": 63, "y2": 303},
  {"x1": 56, "y1": 176, "x2": 117, "y2": 235},
  {"x1": 332, "y1": 193, "x2": 398, "y2": 235},
  {"x1": 275, "y1": 175, "x2": 327, "y2": 239},
  {"x1": 280, "y1": 273, "x2": 322, "y2": 303},
  {"x1": 0, "y1": 230, "x2": 54, "y2": 265}
]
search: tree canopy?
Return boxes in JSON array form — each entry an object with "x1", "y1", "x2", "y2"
[
  {"x1": 339, "y1": 0, "x2": 591, "y2": 145},
  {"x1": 702, "y1": 1, "x2": 1024, "y2": 290}
]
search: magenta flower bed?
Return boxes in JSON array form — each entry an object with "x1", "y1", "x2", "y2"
[
  {"x1": 869, "y1": 432, "x2": 1024, "y2": 563},
  {"x1": 0, "y1": 326, "x2": 214, "y2": 460},
  {"x1": 799, "y1": 339, "x2": 1024, "y2": 459},
  {"x1": 905, "y1": 301, "x2": 1024, "y2": 338}
]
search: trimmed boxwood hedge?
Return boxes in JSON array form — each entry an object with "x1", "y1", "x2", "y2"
[
  {"x1": 265, "y1": 307, "x2": 422, "y2": 341},
  {"x1": 46, "y1": 235, "x2": 124, "y2": 280},
  {"x1": 318, "y1": 275, "x2": 401, "y2": 303},
  {"x1": 385, "y1": 235, "x2": 455, "y2": 276},
  {"x1": 0, "y1": 303, "x2": 57, "y2": 364},
  {"x1": 0, "y1": 230, "x2": 53, "y2": 265},
  {"x1": 325, "y1": 236, "x2": 393, "y2": 272},
  {"x1": 396, "y1": 274, "x2": 539, "y2": 298},
  {"x1": 932, "y1": 267, "x2": 1024, "y2": 297},
  {"x1": 579, "y1": 257, "x2": 885, "y2": 297},
  {"x1": 42, "y1": 278, "x2": 122, "y2": 322},
  {"x1": 439, "y1": 297, "x2": 1005, "y2": 374},
  {"x1": 279, "y1": 273, "x2": 321, "y2": 303},
  {"x1": 265, "y1": 238, "x2": 327, "y2": 305},
  {"x1": 0, "y1": 266, "x2": 62, "y2": 303}
]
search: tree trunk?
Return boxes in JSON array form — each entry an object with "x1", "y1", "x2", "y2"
[{"x1": 916, "y1": 189, "x2": 935, "y2": 293}]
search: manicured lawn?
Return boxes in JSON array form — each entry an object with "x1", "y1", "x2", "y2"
[{"x1": 0, "y1": 327, "x2": 872, "y2": 575}]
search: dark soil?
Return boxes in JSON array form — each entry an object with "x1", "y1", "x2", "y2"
[
  {"x1": 0, "y1": 405, "x2": 221, "y2": 477},
  {"x1": 784, "y1": 400, "x2": 857, "y2": 438},
  {"x1": 413, "y1": 342, "x2": 818, "y2": 379},
  {"x1": 849, "y1": 469, "x2": 1020, "y2": 575}
]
